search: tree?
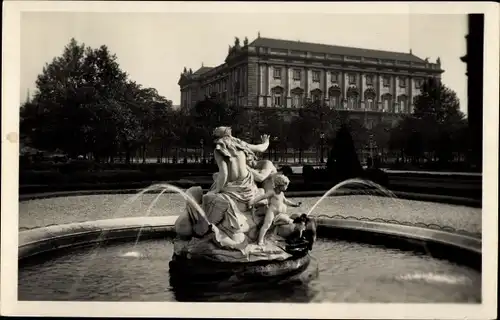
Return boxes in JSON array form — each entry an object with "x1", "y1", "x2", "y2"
[
  {"x1": 21, "y1": 38, "x2": 90, "y2": 157},
  {"x1": 289, "y1": 112, "x2": 315, "y2": 163},
  {"x1": 412, "y1": 78, "x2": 465, "y2": 163},
  {"x1": 370, "y1": 120, "x2": 393, "y2": 157},
  {"x1": 20, "y1": 38, "x2": 172, "y2": 163},
  {"x1": 326, "y1": 124, "x2": 364, "y2": 182}
]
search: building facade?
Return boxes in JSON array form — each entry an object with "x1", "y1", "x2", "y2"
[{"x1": 179, "y1": 35, "x2": 443, "y2": 128}]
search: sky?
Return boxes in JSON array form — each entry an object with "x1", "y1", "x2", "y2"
[{"x1": 20, "y1": 12, "x2": 468, "y2": 112}]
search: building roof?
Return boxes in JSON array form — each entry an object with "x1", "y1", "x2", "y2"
[
  {"x1": 250, "y1": 37, "x2": 426, "y2": 63},
  {"x1": 193, "y1": 66, "x2": 213, "y2": 76}
]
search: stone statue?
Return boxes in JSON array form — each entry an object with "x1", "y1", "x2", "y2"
[
  {"x1": 244, "y1": 37, "x2": 249, "y2": 46},
  {"x1": 437, "y1": 57, "x2": 441, "y2": 65},
  {"x1": 173, "y1": 126, "x2": 315, "y2": 263}
]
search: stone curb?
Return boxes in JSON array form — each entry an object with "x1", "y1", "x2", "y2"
[
  {"x1": 18, "y1": 216, "x2": 481, "y2": 271},
  {"x1": 18, "y1": 188, "x2": 482, "y2": 208}
]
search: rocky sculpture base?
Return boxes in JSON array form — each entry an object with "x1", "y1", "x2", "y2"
[
  {"x1": 170, "y1": 247, "x2": 311, "y2": 282},
  {"x1": 172, "y1": 173, "x2": 317, "y2": 290}
]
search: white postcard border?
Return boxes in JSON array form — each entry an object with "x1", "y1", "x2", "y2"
[{"x1": 2, "y1": 1, "x2": 498, "y2": 318}]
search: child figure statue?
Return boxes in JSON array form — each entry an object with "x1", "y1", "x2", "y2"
[{"x1": 248, "y1": 174, "x2": 302, "y2": 246}]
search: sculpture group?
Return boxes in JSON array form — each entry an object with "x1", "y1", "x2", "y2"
[{"x1": 174, "y1": 126, "x2": 316, "y2": 263}]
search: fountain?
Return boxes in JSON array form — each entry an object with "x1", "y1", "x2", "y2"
[
  {"x1": 168, "y1": 127, "x2": 317, "y2": 288},
  {"x1": 16, "y1": 126, "x2": 482, "y2": 303}
]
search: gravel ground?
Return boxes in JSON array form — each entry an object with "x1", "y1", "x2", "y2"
[{"x1": 18, "y1": 194, "x2": 481, "y2": 235}]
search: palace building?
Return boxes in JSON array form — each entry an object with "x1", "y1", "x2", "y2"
[{"x1": 178, "y1": 34, "x2": 443, "y2": 127}]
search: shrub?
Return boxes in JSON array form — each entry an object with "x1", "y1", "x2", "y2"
[
  {"x1": 280, "y1": 165, "x2": 293, "y2": 176},
  {"x1": 302, "y1": 165, "x2": 315, "y2": 182}
]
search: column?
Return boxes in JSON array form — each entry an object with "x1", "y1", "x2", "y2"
[
  {"x1": 408, "y1": 76, "x2": 413, "y2": 113},
  {"x1": 323, "y1": 69, "x2": 328, "y2": 101},
  {"x1": 257, "y1": 63, "x2": 261, "y2": 105},
  {"x1": 265, "y1": 64, "x2": 270, "y2": 107},
  {"x1": 360, "y1": 72, "x2": 364, "y2": 110},
  {"x1": 285, "y1": 65, "x2": 290, "y2": 107},
  {"x1": 392, "y1": 75, "x2": 397, "y2": 113},
  {"x1": 304, "y1": 67, "x2": 309, "y2": 101}
]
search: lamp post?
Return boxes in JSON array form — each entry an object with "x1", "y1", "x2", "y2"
[
  {"x1": 273, "y1": 136, "x2": 279, "y2": 162},
  {"x1": 200, "y1": 139, "x2": 204, "y2": 163},
  {"x1": 320, "y1": 132, "x2": 325, "y2": 163}
]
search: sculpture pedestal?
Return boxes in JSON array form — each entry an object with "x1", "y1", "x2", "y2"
[{"x1": 169, "y1": 250, "x2": 311, "y2": 288}]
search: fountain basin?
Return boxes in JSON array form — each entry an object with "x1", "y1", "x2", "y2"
[
  {"x1": 19, "y1": 216, "x2": 481, "y2": 270},
  {"x1": 18, "y1": 216, "x2": 481, "y2": 302}
]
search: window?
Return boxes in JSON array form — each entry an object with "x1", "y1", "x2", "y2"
[
  {"x1": 311, "y1": 89, "x2": 322, "y2": 102},
  {"x1": 312, "y1": 70, "x2": 320, "y2": 82},
  {"x1": 348, "y1": 74, "x2": 356, "y2": 84},
  {"x1": 272, "y1": 87, "x2": 284, "y2": 107},
  {"x1": 383, "y1": 76, "x2": 390, "y2": 87},
  {"x1": 398, "y1": 95, "x2": 408, "y2": 113},
  {"x1": 366, "y1": 75, "x2": 373, "y2": 86},
  {"x1": 331, "y1": 72, "x2": 339, "y2": 83},
  {"x1": 292, "y1": 94, "x2": 302, "y2": 107},
  {"x1": 273, "y1": 67, "x2": 282, "y2": 79},
  {"x1": 330, "y1": 96, "x2": 338, "y2": 108},
  {"x1": 399, "y1": 77, "x2": 406, "y2": 88},
  {"x1": 348, "y1": 96, "x2": 357, "y2": 109},
  {"x1": 415, "y1": 79, "x2": 423, "y2": 89},
  {"x1": 293, "y1": 69, "x2": 301, "y2": 81},
  {"x1": 382, "y1": 94, "x2": 392, "y2": 112},
  {"x1": 274, "y1": 95, "x2": 282, "y2": 106},
  {"x1": 365, "y1": 98, "x2": 374, "y2": 111}
]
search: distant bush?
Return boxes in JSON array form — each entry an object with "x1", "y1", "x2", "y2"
[
  {"x1": 302, "y1": 165, "x2": 330, "y2": 183},
  {"x1": 302, "y1": 165, "x2": 314, "y2": 179},
  {"x1": 363, "y1": 168, "x2": 389, "y2": 187},
  {"x1": 280, "y1": 165, "x2": 293, "y2": 176}
]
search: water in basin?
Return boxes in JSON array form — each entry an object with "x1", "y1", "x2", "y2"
[{"x1": 18, "y1": 238, "x2": 481, "y2": 303}]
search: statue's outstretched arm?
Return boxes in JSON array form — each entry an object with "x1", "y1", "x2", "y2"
[
  {"x1": 214, "y1": 151, "x2": 228, "y2": 192},
  {"x1": 246, "y1": 134, "x2": 270, "y2": 153},
  {"x1": 283, "y1": 196, "x2": 300, "y2": 207}
]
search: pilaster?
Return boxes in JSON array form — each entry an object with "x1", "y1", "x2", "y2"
[
  {"x1": 304, "y1": 67, "x2": 309, "y2": 99},
  {"x1": 408, "y1": 76, "x2": 413, "y2": 113},
  {"x1": 285, "y1": 65, "x2": 290, "y2": 107},
  {"x1": 360, "y1": 72, "x2": 364, "y2": 110},
  {"x1": 341, "y1": 71, "x2": 346, "y2": 101},
  {"x1": 323, "y1": 69, "x2": 328, "y2": 101},
  {"x1": 392, "y1": 75, "x2": 397, "y2": 113}
]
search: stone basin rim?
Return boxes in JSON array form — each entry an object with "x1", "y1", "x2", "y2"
[{"x1": 18, "y1": 215, "x2": 481, "y2": 263}]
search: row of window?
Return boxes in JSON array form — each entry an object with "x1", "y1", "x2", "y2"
[
  {"x1": 273, "y1": 94, "x2": 410, "y2": 113},
  {"x1": 272, "y1": 68, "x2": 424, "y2": 89},
  {"x1": 206, "y1": 80, "x2": 228, "y2": 94}
]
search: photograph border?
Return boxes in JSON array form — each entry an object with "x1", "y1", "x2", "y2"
[{"x1": 2, "y1": 1, "x2": 498, "y2": 318}]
